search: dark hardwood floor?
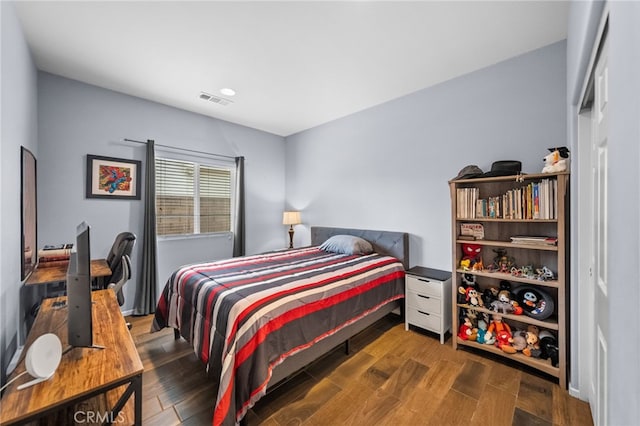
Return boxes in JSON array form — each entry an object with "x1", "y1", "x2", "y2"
[{"x1": 128, "y1": 314, "x2": 592, "y2": 425}]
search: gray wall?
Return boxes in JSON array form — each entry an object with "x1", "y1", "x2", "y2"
[
  {"x1": 567, "y1": 1, "x2": 640, "y2": 423},
  {"x1": 0, "y1": 1, "x2": 39, "y2": 385},
  {"x1": 285, "y1": 41, "x2": 567, "y2": 272},
  {"x1": 37, "y1": 72, "x2": 287, "y2": 313}
]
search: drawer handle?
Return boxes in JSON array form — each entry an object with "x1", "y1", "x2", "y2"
[
  {"x1": 418, "y1": 310, "x2": 430, "y2": 316},
  {"x1": 418, "y1": 295, "x2": 431, "y2": 299},
  {"x1": 417, "y1": 278, "x2": 431, "y2": 283}
]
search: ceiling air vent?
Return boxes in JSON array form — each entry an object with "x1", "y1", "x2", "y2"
[{"x1": 199, "y1": 91, "x2": 233, "y2": 106}]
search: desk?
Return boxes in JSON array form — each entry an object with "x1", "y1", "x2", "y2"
[
  {"x1": 25, "y1": 259, "x2": 111, "y2": 286},
  {"x1": 0, "y1": 290, "x2": 143, "y2": 425}
]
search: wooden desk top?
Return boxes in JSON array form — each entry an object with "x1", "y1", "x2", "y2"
[
  {"x1": 0, "y1": 290, "x2": 143, "y2": 425},
  {"x1": 25, "y1": 259, "x2": 111, "y2": 286}
]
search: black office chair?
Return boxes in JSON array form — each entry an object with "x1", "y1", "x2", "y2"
[
  {"x1": 107, "y1": 254, "x2": 131, "y2": 307},
  {"x1": 104, "y1": 232, "x2": 136, "y2": 288},
  {"x1": 107, "y1": 254, "x2": 132, "y2": 329}
]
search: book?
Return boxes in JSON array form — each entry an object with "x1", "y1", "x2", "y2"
[
  {"x1": 510, "y1": 236, "x2": 558, "y2": 245},
  {"x1": 42, "y1": 243, "x2": 73, "y2": 250},
  {"x1": 461, "y1": 223, "x2": 484, "y2": 239},
  {"x1": 37, "y1": 247, "x2": 73, "y2": 258},
  {"x1": 37, "y1": 260, "x2": 70, "y2": 268}
]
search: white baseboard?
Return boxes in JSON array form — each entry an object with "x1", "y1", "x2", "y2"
[{"x1": 120, "y1": 309, "x2": 134, "y2": 316}]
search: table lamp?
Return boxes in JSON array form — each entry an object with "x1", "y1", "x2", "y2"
[{"x1": 282, "y1": 211, "x2": 301, "y2": 249}]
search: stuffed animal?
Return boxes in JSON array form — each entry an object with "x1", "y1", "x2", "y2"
[
  {"x1": 490, "y1": 289, "x2": 515, "y2": 314},
  {"x1": 523, "y1": 325, "x2": 541, "y2": 357},
  {"x1": 539, "y1": 330, "x2": 559, "y2": 366},
  {"x1": 460, "y1": 243, "x2": 483, "y2": 271},
  {"x1": 466, "y1": 287, "x2": 484, "y2": 308},
  {"x1": 511, "y1": 331, "x2": 527, "y2": 353},
  {"x1": 482, "y1": 286, "x2": 499, "y2": 306},
  {"x1": 457, "y1": 274, "x2": 479, "y2": 304},
  {"x1": 457, "y1": 316, "x2": 477, "y2": 341},
  {"x1": 486, "y1": 314, "x2": 516, "y2": 353},
  {"x1": 476, "y1": 319, "x2": 488, "y2": 344},
  {"x1": 542, "y1": 147, "x2": 570, "y2": 173}
]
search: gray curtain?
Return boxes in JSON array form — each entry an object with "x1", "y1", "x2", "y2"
[
  {"x1": 233, "y1": 156, "x2": 245, "y2": 257},
  {"x1": 134, "y1": 139, "x2": 158, "y2": 315}
]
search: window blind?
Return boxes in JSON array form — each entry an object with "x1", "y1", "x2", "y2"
[{"x1": 156, "y1": 157, "x2": 231, "y2": 236}]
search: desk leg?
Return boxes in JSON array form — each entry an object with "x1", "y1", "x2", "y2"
[
  {"x1": 108, "y1": 374, "x2": 142, "y2": 426},
  {"x1": 134, "y1": 374, "x2": 142, "y2": 426}
]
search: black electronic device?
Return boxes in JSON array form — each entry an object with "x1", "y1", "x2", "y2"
[{"x1": 66, "y1": 221, "x2": 94, "y2": 347}]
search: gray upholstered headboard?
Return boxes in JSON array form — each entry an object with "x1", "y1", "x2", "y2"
[{"x1": 310, "y1": 226, "x2": 409, "y2": 270}]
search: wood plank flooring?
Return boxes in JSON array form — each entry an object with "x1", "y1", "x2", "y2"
[{"x1": 127, "y1": 314, "x2": 592, "y2": 426}]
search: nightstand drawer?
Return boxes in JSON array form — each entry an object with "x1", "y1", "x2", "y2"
[
  {"x1": 406, "y1": 291, "x2": 441, "y2": 314},
  {"x1": 406, "y1": 308, "x2": 441, "y2": 332},
  {"x1": 405, "y1": 274, "x2": 443, "y2": 297}
]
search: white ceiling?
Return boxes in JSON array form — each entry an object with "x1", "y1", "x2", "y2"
[{"x1": 14, "y1": 1, "x2": 569, "y2": 137}]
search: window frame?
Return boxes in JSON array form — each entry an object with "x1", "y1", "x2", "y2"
[{"x1": 155, "y1": 151, "x2": 236, "y2": 240}]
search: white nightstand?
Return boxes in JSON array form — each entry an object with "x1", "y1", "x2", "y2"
[{"x1": 404, "y1": 266, "x2": 452, "y2": 344}]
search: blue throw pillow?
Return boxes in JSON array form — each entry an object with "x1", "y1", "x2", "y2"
[{"x1": 319, "y1": 235, "x2": 374, "y2": 255}]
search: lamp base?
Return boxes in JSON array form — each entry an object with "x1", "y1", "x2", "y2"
[{"x1": 288, "y1": 226, "x2": 295, "y2": 249}]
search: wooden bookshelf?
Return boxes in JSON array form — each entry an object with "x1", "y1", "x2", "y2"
[{"x1": 450, "y1": 172, "x2": 569, "y2": 388}]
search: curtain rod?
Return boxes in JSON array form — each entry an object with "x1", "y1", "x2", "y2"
[{"x1": 124, "y1": 138, "x2": 238, "y2": 160}]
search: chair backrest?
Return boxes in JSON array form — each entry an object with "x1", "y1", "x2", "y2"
[
  {"x1": 107, "y1": 254, "x2": 131, "y2": 306},
  {"x1": 105, "y1": 232, "x2": 136, "y2": 286}
]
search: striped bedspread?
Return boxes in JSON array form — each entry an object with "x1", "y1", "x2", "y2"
[{"x1": 152, "y1": 246, "x2": 405, "y2": 425}]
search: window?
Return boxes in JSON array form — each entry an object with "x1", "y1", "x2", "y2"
[{"x1": 156, "y1": 157, "x2": 233, "y2": 236}]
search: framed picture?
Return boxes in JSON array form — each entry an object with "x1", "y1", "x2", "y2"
[
  {"x1": 21, "y1": 147, "x2": 37, "y2": 280},
  {"x1": 86, "y1": 154, "x2": 142, "y2": 200}
]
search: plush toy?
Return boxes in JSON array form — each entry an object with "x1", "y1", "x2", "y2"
[
  {"x1": 523, "y1": 325, "x2": 541, "y2": 357},
  {"x1": 466, "y1": 287, "x2": 484, "y2": 308},
  {"x1": 482, "y1": 286, "x2": 499, "y2": 306},
  {"x1": 486, "y1": 314, "x2": 516, "y2": 353},
  {"x1": 539, "y1": 330, "x2": 559, "y2": 367},
  {"x1": 460, "y1": 243, "x2": 483, "y2": 271},
  {"x1": 511, "y1": 331, "x2": 527, "y2": 353},
  {"x1": 542, "y1": 147, "x2": 570, "y2": 173},
  {"x1": 457, "y1": 274, "x2": 479, "y2": 304},
  {"x1": 476, "y1": 319, "x2": 488, "y2": 344},
  {"x1": 457, "y1": 316, "x2": 477, "y2": 341},
  {"x1": 514, "y1": 286, "x2": 555, "y2": 320}
]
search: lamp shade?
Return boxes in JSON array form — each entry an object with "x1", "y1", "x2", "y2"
[{"x1": 282, "y1": 211, "x2": 301, "y2": 226}]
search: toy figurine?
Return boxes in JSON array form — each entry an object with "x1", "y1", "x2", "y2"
[
  {"x1": 493, "y1": 248, "x2": 514, "y2": 273},
  {"x1": 476, "y1": 319, "x2": 488, "y2": 344},
  {"x1": 466, "y1": 287, "x2": 484, "y2": 307},
  {"x1": 460, "y1": 243, "x2": 483, "y2": 271},
  {"x1": 536, "y1": 266, "x2": 555, "y2": 281},
  {"x1": 523, "y1": 325, "x2": 541, "y2": 357},
  {"x1": 542, "y1": 147, "x2": 570, "y2": 173},
  {"x1": 457, "y1": 274, "x2": 478, "y2": 304},
  {"x1": 538, "y1": 330, "x2": 559, "y2": 366},
  {"x1": 486, "y1": 314, "x2": 516, "y2": 353},
  {"x1": 458, "y1": 316, "x2": 477, "y2": 341}
]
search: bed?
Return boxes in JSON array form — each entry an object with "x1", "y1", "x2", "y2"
[{"x1": 152, "y1": 226, "x2": 409, "y2": 425}]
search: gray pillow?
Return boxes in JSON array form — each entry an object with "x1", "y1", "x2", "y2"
[{"x1": 319, "y1": 235, "x2": 374, "y2": 255}]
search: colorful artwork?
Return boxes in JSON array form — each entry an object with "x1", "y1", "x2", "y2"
[
  {"x1": 99, "y1": 165, "x2": 133, "y2": 193},
  {"x1": 86, "y1": 155, "x2": 141, "y2": 199}
]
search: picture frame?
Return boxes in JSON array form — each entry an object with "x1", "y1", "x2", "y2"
[
  {"x1": 86, "y1": 154, "x2": 142, "y2": 200},
  {"x1": 21, "y1": 146, "x2": 37, "y2": 280}
]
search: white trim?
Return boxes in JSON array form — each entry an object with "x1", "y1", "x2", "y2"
[{"x1": 578, "y1": 4, "x2": 610, "y2": 112}]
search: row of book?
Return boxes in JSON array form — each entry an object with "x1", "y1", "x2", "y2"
[
  {"x1": 37, "y1": 243, "x2": 73, "y2": 268},
  {"x1": 456, "y1": 178, "x2": 558, "y2": 220}
]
